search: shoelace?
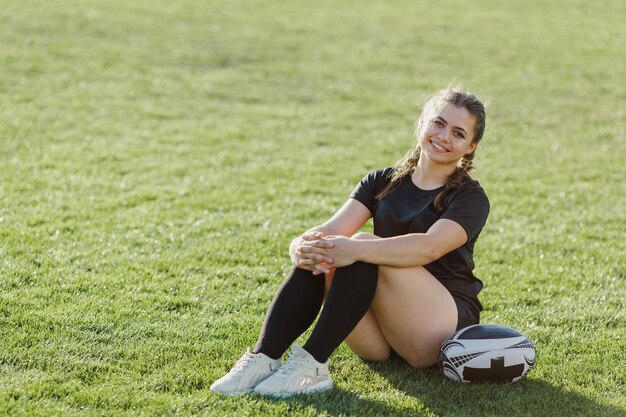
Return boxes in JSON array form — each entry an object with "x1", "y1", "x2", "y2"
[
  {"x1": 275, "y1": 354, "x2": 308, "y2": 375},
  {"x1": 231, "y1": 352, "x2": 256, "y2": 372}
]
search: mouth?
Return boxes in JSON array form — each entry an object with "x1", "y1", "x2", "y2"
[{"x1": 429, "y1": 140, "x2": 449, "y2": 153}]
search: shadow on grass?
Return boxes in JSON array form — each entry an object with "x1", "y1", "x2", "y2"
[{"x1": 268, "y1": 360, "x2": 625, "y2": 417}]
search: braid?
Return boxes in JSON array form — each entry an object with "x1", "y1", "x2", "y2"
[
  {"x1": 376, "y1": 146, "x2": 421, "y2": 201},
  {"x1": 433, "y1": 152, "x2": 474, "y2": 211},
  {"x1": 459, "y1": 151, "x2": 475, "y2": 173}
]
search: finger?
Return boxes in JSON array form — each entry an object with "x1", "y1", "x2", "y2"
[
  {"x1": 313, "y1": 254, "x2": 333, "y2": 263},
  {"x1": 299, "y1": 251, "x2": 334, "y2": 264},
  {"x1": 303, "y1": 253, "x2": 333, "y2": 263},
  {"x1": 294, "y1": 259, "x2": 313, "y2": 271},
  {"x1": 314, "y1": 240, "x2": 334, "y2": 248},
  {"x1": 298, "y1": 245, "x2": 328, "y2": 255},
  {"x1": 296, "y1": 246, "x2": 328, "y2": 256},
  {"x1": 299, "y1": 257, "x2": 331, "y2": 273},
  {"x1": 314, "y1": 265, "x2": 337, "y2": 275},
  {"x1": 299, "y1": 258, "x2": 324, "y2": 267},
  {"x1": 301, "y1": 240, "x2": 334, "y2": 249}
]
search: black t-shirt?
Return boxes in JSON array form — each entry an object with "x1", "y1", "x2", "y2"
[{"x1": 349, "y1": 167, "x2": 490, "y2": 314}]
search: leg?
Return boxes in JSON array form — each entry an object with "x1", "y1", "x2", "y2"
[
  {"x1": 302, "y1": 261, "x2": 378, "y2": 363},
  {"x1": 343, "y1": 307, "x2": 391, "y2": 362},
  {"x1": 253, "y1": 267, "x2": 325, "y2": 359},
  {"x1": 253, "y1": 259, "x2": 378, "y2": 397},
  {"x1": 320, "y1": 272, "x2": 392, "y2": 362},
  {"x1": 212, "y1": 267, "x2": 325, "y2": 395},
  {"x1": 373, "y1": 264, "x2": 457, "y2": 368},
  {"x1": 326, "y1": 233, "x2": 391, "y2": 362},
  {"x1": 336, "y1": 232, "x2": 457, "y2": 367}
]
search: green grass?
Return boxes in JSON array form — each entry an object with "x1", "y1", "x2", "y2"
[{"x1": 1, "y1": 0, "x2": 624, "y2": 415}]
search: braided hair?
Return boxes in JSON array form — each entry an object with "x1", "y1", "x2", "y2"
[{"x1": 376, "y1": 88, "x2": 486, "y2": 211}]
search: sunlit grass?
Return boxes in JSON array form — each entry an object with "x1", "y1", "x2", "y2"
[{"x1": 1, "y1": 0, "x2": 624, "y2": 415}]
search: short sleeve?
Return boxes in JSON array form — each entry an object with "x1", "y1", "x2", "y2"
[
  {"x1": 439, "y1": 181, "x2": 490, "y2": 243},
  {"x1": 349, "y1": 167, "x2": 395, "y2": 214}
]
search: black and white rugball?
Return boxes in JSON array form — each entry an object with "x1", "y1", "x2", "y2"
[{"x1": 438, "y1": 324, "x2": 536, "y2": 383}]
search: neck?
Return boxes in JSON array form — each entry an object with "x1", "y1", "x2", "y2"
[{"x1": 412, "y1": 157, "x2": 456, "y2": 190}]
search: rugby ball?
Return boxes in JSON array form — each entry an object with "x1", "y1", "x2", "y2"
[{"x1": 438, "y1": 324, "x2": 536, "y2": 383}]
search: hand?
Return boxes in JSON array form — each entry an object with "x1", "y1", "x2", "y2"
[
  {"x1": 290, "y1": 232, "x2": 335, "y2": 275},
  {"x1": 318, "y1": 235, "x2": 359, "y2": 269}
]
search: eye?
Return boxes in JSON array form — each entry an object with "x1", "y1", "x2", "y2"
[
  {"x1": 454, "y1": 130, "x2": 466, "y2": 139},
  {"x1": 433, "y1": 119, "x2": 444, "y2": 127}
]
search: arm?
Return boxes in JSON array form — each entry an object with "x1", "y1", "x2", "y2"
[
  {"x1": 290, "y1": 199, "x2": 371, "y2": 273},
  {"x1": 323, "y1": 218, "x2": 468, "y2": 268}
]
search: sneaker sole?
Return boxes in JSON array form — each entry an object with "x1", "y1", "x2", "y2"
[
  {"x1": 210, "y1": 388, "x2": 251, "y2": 396},
  {"x1": 255, "y1": 379, "x2": 334, "y2": 398},
  {"x1": 210, "y1": 365, "x2": 281, "y2": 396}
]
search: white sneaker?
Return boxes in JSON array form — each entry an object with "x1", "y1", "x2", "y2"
[
  {"x1": 254, "y1": 344, "x2": 333, "y2": 397},
  {"x1": 210, "y1": 349, "x2": 282, "y2": 395}
]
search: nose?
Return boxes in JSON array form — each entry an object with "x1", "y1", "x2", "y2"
[{"x1": 438, "y1": 133, "x2": 450, "y2": 142}]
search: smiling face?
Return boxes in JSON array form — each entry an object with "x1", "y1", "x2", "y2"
[{"x1": 418, "y1": 102, "x2": 478, "y2": 166}]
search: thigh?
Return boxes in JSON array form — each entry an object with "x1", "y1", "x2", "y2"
[{"x1": 372, "y1": 265, "x2": 458, "y2": 368}]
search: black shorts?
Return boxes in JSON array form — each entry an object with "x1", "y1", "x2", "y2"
[{"x1": 454, "y1": 297, "x2": 480, "y2": 330}]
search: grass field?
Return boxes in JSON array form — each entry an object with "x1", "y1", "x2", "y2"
[{"x1": 1, "y1": 0, "x2": 625, "y2": 415}]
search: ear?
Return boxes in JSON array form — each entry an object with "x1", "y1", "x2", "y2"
[{"x1": 465, "y1": 142, "x2": 477, "y2": 155}]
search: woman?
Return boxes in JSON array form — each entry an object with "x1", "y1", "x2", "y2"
[{"x1": 211, "y1": 87, "x2": 490, "y2": 397}]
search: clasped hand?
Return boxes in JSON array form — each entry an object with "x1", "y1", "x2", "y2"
[{"x1": 291, "y1": 232, "x2": 358, "y2": 275}]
